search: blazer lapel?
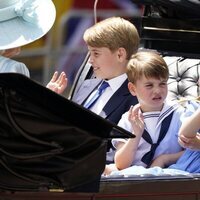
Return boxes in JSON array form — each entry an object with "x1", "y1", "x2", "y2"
[
  {"x1": 72, "y1": 79, "x2": 102, "y2": 105},
  {"x1": 99, "y1": 79, "x2": 130, "y2": 118}
]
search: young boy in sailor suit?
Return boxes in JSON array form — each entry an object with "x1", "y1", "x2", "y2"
[{"x1": 105, "y1": 51, "x2": 185, "y2": 174}]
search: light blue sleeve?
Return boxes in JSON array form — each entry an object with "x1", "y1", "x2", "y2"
[
  {"x1": 11, "y1": 61, "x2": 30, "y2": 77},
  {"x1": 0, "y1": 56, "x2": 30, "y2": 77},
  {"x1": 180, "y1": 100, "x2": 200, "y2": 123}
]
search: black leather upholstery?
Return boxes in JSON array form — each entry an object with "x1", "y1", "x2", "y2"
[{"x1": 164, "y1": 56, "x2": 200, "y2": 101}]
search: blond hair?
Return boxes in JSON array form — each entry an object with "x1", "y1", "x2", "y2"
[
  {"x1": 127, "y1": 51, "x2": 169, "y2": 83},
  {"x1": 83, "y1": 17, "x2": 140, "y2": 59}
]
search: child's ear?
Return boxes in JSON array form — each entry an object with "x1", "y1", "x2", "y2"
[
  {"x1": 117, "y1": 47, "x2": 127, "y2": 61},
  {"x1": 128, "y1": 82, "x2": 136, "y2": 96}
]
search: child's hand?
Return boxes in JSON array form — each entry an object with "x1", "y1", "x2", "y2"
[
  {"x1": 103, "y1": 164, "x2": 118, "y2": 176},
  {"x1": 151, "y1": 151, "x2": 184, "y2": 168},
  {"x1": 150, "y1": 154, "x2": 168, "y2": 168},
  {"x1": 46, "y1": 71, "x2": 68, "y2": 94},
  {"x1": 128, "y1": 104, "x2": 144, "y2": 137},
  {"x1": 178, "y1": 133, "x2": 200, "y2": 150}
]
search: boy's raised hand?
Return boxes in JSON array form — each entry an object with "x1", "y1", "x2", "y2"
[
  {"x1": 128, "y1": 104, "x2": 144, "y2": 137},
  {"x1": 46, "y1": 71, "x2": 68, "y2": 94}
]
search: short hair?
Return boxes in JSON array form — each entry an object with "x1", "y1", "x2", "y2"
[
  {"x1": 127, "y1": 51, "x2": 169, "y2": 83},
  {"x1": 83, "y1": 17, "x2": 140, "y2": 59}
]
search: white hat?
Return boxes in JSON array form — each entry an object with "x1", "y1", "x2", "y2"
[{"x1": 0, "y1": 0, "x2": 56, "y2": 50}]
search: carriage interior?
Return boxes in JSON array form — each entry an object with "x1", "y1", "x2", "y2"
[{"x1": 0, "y1": 0, "x2": 200, "y2": 199}]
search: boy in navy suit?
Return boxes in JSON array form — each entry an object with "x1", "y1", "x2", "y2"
[
  {"x1": 47, "y1": 17, "x2": 139, "y2": 162},
  {"x1": 48, "y1": 17, "x2": 139, "y2": 123}
]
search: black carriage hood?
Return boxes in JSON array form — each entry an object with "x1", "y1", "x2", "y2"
[{"x1": 0, "y1": 73, "x2": 133, "y2": 193}]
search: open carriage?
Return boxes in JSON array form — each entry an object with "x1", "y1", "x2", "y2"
[{"x1": 0, "y1": 0, "x2": 200, "y2": 199}]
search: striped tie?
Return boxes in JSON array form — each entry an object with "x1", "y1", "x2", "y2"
[{"x1": 83, "y1": 81, "x2": 109, "y2": 109}]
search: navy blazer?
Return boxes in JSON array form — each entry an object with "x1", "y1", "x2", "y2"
[
  {"x1": 72, "y1": 78, "x2": 138, "y2": 124},
  {"x1": 100, "y1": 79, "x2": 138, "y2": 124}
]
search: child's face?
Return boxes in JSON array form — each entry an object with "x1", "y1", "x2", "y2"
[
  {"x1": 88, "y1": 46, "x2": 126, "y2": 80},
  {"x1": 128, "y1": 75, "x2": 168, "y2": 112}
]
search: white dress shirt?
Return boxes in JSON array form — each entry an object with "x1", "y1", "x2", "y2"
[{"x1": 90, "y1": 73, "x2": 127, "y2": 114}]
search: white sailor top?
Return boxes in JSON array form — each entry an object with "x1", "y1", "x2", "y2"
[{"x1": 112, "y1": 100, "x2": 184, "y2": 167}]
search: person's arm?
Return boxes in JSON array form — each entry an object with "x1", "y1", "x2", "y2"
[
  {"x1": 46, "y1": 71, "x2": 68, "y2": 94},
  {"x1": 179, "y1": 108, "x2": 200, "y2": 138},
  {"x1": 178, "y1": 133, "x2": 200, "y2": 150},
  {"x1": 178, "y1": 108, "x2": 200, "y2": 149},
  {"x1": 150, "y1": 151, "x2": 184, "y2": 168},
  {"x1": 115, "y1": 138, "x2": 141, "y2": 170},
  {"x1": 115, "y1": 104, "x2": 144, "y2": 170}
]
